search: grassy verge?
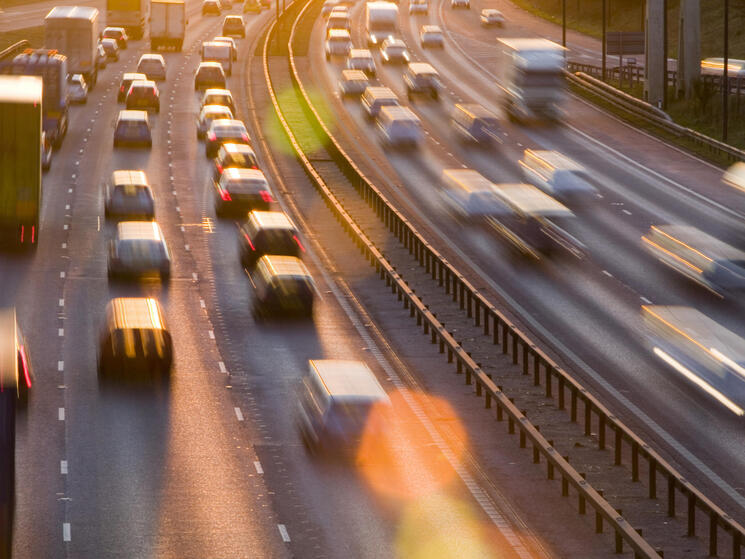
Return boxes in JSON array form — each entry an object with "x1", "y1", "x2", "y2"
[{"x1": 0, "y1": 26, "x2": 44, "y2": 52}]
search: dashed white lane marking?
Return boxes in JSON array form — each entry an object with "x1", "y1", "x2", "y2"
[
  {"x1": 192, "y1": 273, "x2": 198, "y2": 281},
  {"x1": 63, "y1": 224, "x2": 68, "y2": 230},
  {"x1": 218, "y1": 361, "x2": 227, "y2": 374},
  {"x1": 59, "y1": 299, "x2": 64, "y2": 307},
  {"x1": 68, "y1": 188, "x2": 73, "y2": 193},
  {"x1": 234, "y1": 407, "x2": 244, "y2": 421},
  {"x1": 622, "y1": 209, "x2": 632, "y2": 215},
  {"x1": 61, "y1": 243, "x2": 67, "y2": 249},
  {"x1": 277, "y1": 524, "x2": 290, "y2": 542},
  {"x1": 641, "y1": 296, "x2": 653, "y2": 304},
  {"x1": 58, "y1": 328, "x2": 64, "y2": 337},
  {"x1": 65, "y1": 204, "x2": 70, "y2": 210},
  {"x1": 254, "y1": 460, "x2": 263, "y2": 474},
  {"x1": 57, "y1": 361, "x2": 64, "y2": 372},
  {"x1": 185, "y1": 244, "x2": 190, "y2": 251},
  {"x1": 200, "y1": 299, "x2": 206, "y2": 308},
  {"x1": 208, "y1": 330, "x2": 215, "y2": 339},
  {"x1": 181, "y1": 225, "x2": 186, "y2": 232},
  {"x1": 602, "y1": 270, "x2": 613, "y2": 277},
  {"x1": 62, "y1": 523, "x2": 71, "y2": 542},
  {"x1": 60, "y1": 460, "x2": 68, "y2": 475},
  {"x1": 58, "y1": 408, "x2": 65, "y2": 421},
  {"x1": 60, "y1": 271, "x2": 65, "y2": 278}
]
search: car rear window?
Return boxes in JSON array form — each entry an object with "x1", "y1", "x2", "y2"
[{"x1": 226, "y1": 152, "x2": 256, "y2": 167}]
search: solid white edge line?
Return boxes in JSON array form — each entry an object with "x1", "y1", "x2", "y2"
[
  {"x1": 254, "y1": 460, "x2": 263, "y2": 474},
  {"x1": 277, "y1": 524, "x2": 290, "y2": 542},
  {"x1": 234, "y1": 407, "x2": 244, "y2": 421},
  {"x1": 60, "y1": 460, "x2": 68, "y2": 475},
  {"x1": 218, "y1": 361, "x2": 227, "y2": 374},
  {"x1": 62, "y1": 523, "x2": 71, "y2": 542},
  {"x1": 58, "y1": 408, "x2": 65, "y2": 421},
  {"x1": 57, "y1": 360, "x2": 64, "y2": 372}
]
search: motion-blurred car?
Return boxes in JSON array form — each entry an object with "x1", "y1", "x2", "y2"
[
  {"x1": 238, "y1": 210, "x2": 302, "y2": 268},
  {"x1": 451, "y1": 103, "x2": 500, "y2": 144},
  {"x1": 200, "y1": 88, "x2": 236, "y2": 114},
  {"x1": 102, "y1": 26, "x2": 128, "y2": 48},
  {"x1": 409, "y1": 0, "x2": 428, "y2": 14},
  {"x1": 419, "y1": 25, "x2": 444, "y2": 48},
  {"x1": 41, "y1": 132, "x2": 52, "y2": 172},
  {"x1": 108, "y1": 221, "x2": 171, "y2": 281},
  {"x1": 243, "y1": 0, "x2": 262, "y2": 12},
  {"x1": 196, "y1": 104, "x2": 234, "y2": 139},
  {"x1": 0, "y1": 308, "x2": 34, "y2": 410},
  {"x1": 251, "y1": 255, "x2": 315, "y2": 319},
  {"x1": 98, "y1": 297, "x2": 173, "y2": 380},
  {"x1": 297, "y1": 360, "x2": 390, "y2": 455},
  {"x1": 222, "y1": 15, "x2": 246, "y2": 37},
  {"x1": 346, "y1": 50, "x2": 375, "y2": 78},
  {"x1": 451, "y1": 0, "x2": 469, "y2": 8},
  {"x1": 96, "y1": 43, "x2": 108, "y2": 69},
  {"x1": 404, "y1": 62, "x2": 440, "y2": 100},
  {"x1": 202, "y1": 0, "x2": 221, "y2": 15},
  {"x1": 213, "y1": 167, "x2": 274, "y2": 216},
  {"x1": 339, "y1": 69, "x2": 369, "y2": 97},
  {"x1": 377, "y1": 105, "x2": 422, "y2": 148},
  {"x1": 118, "y1": 72, "x2": 147, "y2": 102},
  {"x1": 105, "y1": 170, "x2": 155, "y2": 220},
  {"x1": 361, "y1": 86, "x2": 399, "y2": 119},
  {"x1": 201, "y1": 40, "x2": 233, "y2": 76},
  {"x1": 325, "y1": 29, "x2": 353, "y2": 60},
  {"x1": 321, "y1": 0, "x2": 342, "y2": 16},
  {"x1": 219, "y1": 0, "x2": 232, "y2": 8},
  {"x1": 213, "y1": 36, "x2": 238, "y2": 60},
  {"x1": 480, "y1": 8, "x2": 505, "y2": 26},
  {"x1": 137, "y1": 53, "x2": 167, "y2": 81},
  {"x1": 125, "y1": 80, "x2": 160, "y2": 112},
  {"x1": 194, "y1": 61, "x2": 227, "y2": 90},
  {"x1": 114, "y1": 110, "x2": 152, "y2": 148},
  {"x1": 205, "y1": 118, "x2": 250, "y2": 157},
  {"x1": 379, "y1": 37, "x2": 410, "y2": 64},
  {"x1": 519, "y1": 150, "x2": 598, "y2": 203},
  {"x1": 101, "y1": 37, "x2": 120, "y2": 61},
  {"x1": 214, "y1": 143, "x2": 259, "y2": 178},
  {"x1": 68, "y1": 73, "x2": 88, "y2": 103},
  {"x1": 325, "y1": 11, "x2": 351, "y2": 35}
]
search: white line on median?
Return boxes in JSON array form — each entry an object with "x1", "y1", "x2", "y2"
[
  {"x1": 218, "y1": 361, "x2": 227, "y2": 374},
  {"x1": 57, "y1": 361, "x2": 64, "y2": 372},
  {"x1": 234, "y1": 407, "x2": 244, "y2": 421},
  {"x1": 58, "y1": 328, "x2": 64, "y2": 337},
  {"x1": 254, "y1": 461, "x2": 263, "y2": 474},
  {"x1": 208, "y1": 330, "x2": 215, "y2": 339},
  {"x1": 60, "y1": 461, "x2": 67, "y2": 475},
  {"x1": 62, "y1": 523, "x2": 71, "y2": 542},
  {"x1": 277, "y1": 524, "x2": 290, "y2": 542},
  {"x1": 58, "y1": 408, "x2": 65, "y2": 421},
  {"x1": 60, "y1": 272, "x2": 65, "y2": 278},
  {"x1": 59, "y1": 299, "x2": 64, "y2": 307}
]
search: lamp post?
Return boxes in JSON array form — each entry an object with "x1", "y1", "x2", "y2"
[
  {"x1": 562, "y1": 0, "x2": 566, "y2": 48},
  {"x1": 662, "y1": 0, "x2": 667, "y2": 109},
  {"x1": 723, "y1": 0, "x2": 729, "y2": 141},
  {"x1": 602, "y1": 0, "x2": 606, "y2": 81}
]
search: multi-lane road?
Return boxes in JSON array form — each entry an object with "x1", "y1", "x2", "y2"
[{"x1": 5, "y1": 0, "x2": 745, "y2": 557}]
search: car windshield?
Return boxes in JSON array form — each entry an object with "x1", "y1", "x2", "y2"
[
  {"x1": 214, "y1": 125, "x2": 245, "y2": 137},
  {"x1": 118, "y1": 240, "x2": 165, "y2": 263}
]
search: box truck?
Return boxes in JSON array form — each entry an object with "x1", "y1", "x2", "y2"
[
  {"x1": 0, "y1": 76, "x2": 43, "y2": 248},
  {"x1": 150, "y1": 0, "x2": 187, "y2": 51},
  {"x1": 366, "y1": 2, "x2": 398, "y2": 46},
  {"x1": 106, "y1": 0, "x2": 149, "y2": 40},
  {"x1": 44, "y1": 6, "x2": 99, "y2": 89}
]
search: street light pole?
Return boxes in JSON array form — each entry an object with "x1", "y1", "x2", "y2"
[
  {"x1": 602, "y1": 0, "x2": 606, "y2": 81},
  {"x1": 723, "y1": 0, "x2": 729, "y2": 141},
  {"x1": 662, "y1": 0, "x2": 667, "y2": 109},
  {"x1": 562, "y1": 0, "x2": 566, "y2": 48}
]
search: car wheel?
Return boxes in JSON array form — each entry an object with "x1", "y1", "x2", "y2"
[
  {"x1": 160, "y1": 270, "x2": 170, "y2": 282},
  {"x1": 146, "y1": 140, "x2": 152, "y2": 148}
]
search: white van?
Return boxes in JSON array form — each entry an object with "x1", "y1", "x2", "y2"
[
  {"x1": 201, "y1": 40, "x2": 232, "y2": 76},
  {"x1": 519, "y1": 149, "x2": 597, "y2": 203},
  {"x1": 377, "y1": 105, "x2": 421, "y2": 148},
  {"x1": 441, "y1": 169, "x2": 506, "y2": 219}
]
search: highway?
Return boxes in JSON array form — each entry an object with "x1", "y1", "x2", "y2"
[
  {"x1": 306, "y1": 0, "x2": 745, "y2": 530},
  {"x1": 2, "y1": 1, "x2": 600, "y2": 558}
]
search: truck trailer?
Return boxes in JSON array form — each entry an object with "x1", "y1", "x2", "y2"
[
  {"x1": 365, "y1": 2, "x2": 399, "y2": 46},
  {"x1": 495, "y1": 38, "x2": 566, "y2": 123},
  {"x1": 0, "y1": 49, "x2": 69, "y2": 148},
  {"x1": 44, "y1": 6, "x2": 99, "y2": 89},
  {"x1": 150, "y1": 0, "x2": 187, "y2": 51},
  {"x1": 106, "y1": 0, "x2": 149, "y2": 40},
  {"x1": 0, "y1": 76, "x2": 43, "y2": 248}
]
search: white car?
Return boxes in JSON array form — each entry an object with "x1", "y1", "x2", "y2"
[
  {"x1": 68, "y1": 74, "x2": 88, "y2": 104},
  {"x1": 379, "y1": 37, "x2": 410, "y2": 64},
  {"x1": 451, "y1": 0, "x2": 469, "y2": 8},
  {"x1": 325, "y1": 29, "x2": 353, "y2": 60},
  {"x1": 137, "y1": 54, "x2": 167, "y2": 81},
  {"x1": 196, "y1": 104, "x2": 234, "y2": 139},
  {"x1": 213, "y1": 36, "x2": 238, "y2": 60},
  {"x1": 480, "y1": 8, "x2": 505, "y2": 26},
  {"x1": 347, "y1": 49, "x2": 376, "y2": 76},
  {"x1": 419, "y1": 25, "x2": 444, "y2": 48},
  {"x1": 409, "y1": 0, "x2": 428, "y2": 14},
  {"x1": 338, "y1": 69, "x2": 369, "y2": 97}
]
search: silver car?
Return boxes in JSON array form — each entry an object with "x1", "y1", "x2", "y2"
[
  {"x1": 196, "y1": 104, "x2": 234, "y2": 139},
  {"x1": 68, "y1": 74, "x2": 88, "y2": 104}
]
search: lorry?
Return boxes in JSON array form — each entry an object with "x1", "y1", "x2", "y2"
[
  {"x1": 150, "y1": 0, "x2": 187, "y2": 51},
  {"x1": 0, "y1": 76, "x2": 43, "y2": 249},
  {"x1": 495, "y1": 38, "x2": 566, "y2": 123},
  {"x1": 365, "y1": 2, "x2": 399, "y2": 46},
  {"x1": 106, "y1": 0, "x2": 149, "y2": 40},
  {"x1": 44, "y1": 6, "x2": 99, "y2": 89},
  {"x1": 0, "y1": 49, "x2": 69, "y2": 148}
]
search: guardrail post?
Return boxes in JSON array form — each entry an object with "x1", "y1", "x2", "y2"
[
  {"x1": 438, "y1": 261, "x2": 443, "y2": 286},
  {"x1": 492, "y1": 315, "x2": 499, "y2": 344},
  {"x1": 709, "y1": 512, "x2": 718, "y2": 557},
  {"x1": 615, "y1": 529, "x2": 623, "y2": 554},
  {"x1": 474, "y1": 300, "x2": 480, "y2": 326},
  {"x1": 546, "y1": 366, "x2": 553, "y2": 398},
  {"x1": 459, "y1": 283, "x2": 465, "y2": 309},
  {"x1": 547, "y1": 460, "x2": 554, "y2": 480},
  {"x1": 508, "y1": 415, "x2": 515, "y2": 434},
  {"x1": 467, "y1": 291, "x2": 472, "y2": 317},
  {"x1": 522, "y1": 345, "x2": 529, "y2": 375},
  {"x1": 632, "y1": 442, "x2": 639, "y2": 481},
  {"x1": 534, "y1": 355, "x2": 540, "y2": 386},
  {"x1": 584, "y1": 397, "x2": 591, "y2": 436},
  {"x1": 561, "y1": 475, "x2": 568, "y2": 497},
  {"x1": 599, "y1": 415, "x2": 605, "y2": 450},
  {"x1": 615, "y1": 426, "x2": 622, "y2": 465},
  {"x1": 502, "y1": 324, "x2": 509, "y2": 354},
  {"x1": 734, "y1": 531, "x2": 741, "y2": 559},
  {"x1": 496, "y1": 401, "x2": 503, "y2": 422},
  {"x1": 667, "y1": 475, "x2": 676, "y2": 517},
  {"x1": 649, "y1": 460, "x2": 657, "y2": 499},
  {"x1": 687, "y1": 493, "x2": 695, "y2": 536},
  {"x1": 571, "y1": 387, "x2": 578, "y2": 422},
  {"x1": 558, "y1": 376, "x2": 565, "y2": 409},
  {"x1": 512, "y1": 334, "x2": 518, "y2": 364},
  {"x1": 445, "y1": 269, "x2": 450, "y2": 294}
]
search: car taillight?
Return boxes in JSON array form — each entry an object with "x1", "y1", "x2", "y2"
[
  {"x1": 216, "y1": 163, "x2": 224, "y2": 174},
  {"x1": 120, "y1": 85, "x2": 125, "y2": 92},
  {"x1": 259, "y1": 190, "x2": 274, "y2": 203},
  {"x1": 293, "y1": 234, "x2": 306, "y2": 253},
  {"x1": 243, "y1": 232, "x2": 256, "y2": 251},
  {"x1": 220, "y1": 189, "x2": 232, "y2": 201},
  {"x1": 19, "y1": 345, "x2": 31, "y2": 389},
  {"x1": 153, "y1": 87, "x2": 157, "y2": 96},
  {"x1": 207, "y1": 132, "x2": 216, "y2": 141},
  {"x1": 241, "y1": 133, "x2": 249, "y2": 142}
]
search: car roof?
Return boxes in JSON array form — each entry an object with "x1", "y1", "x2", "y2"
[
  {"x1": 139, "y1": 53, "x2": 165, "y2": 62},
  {"x1": 130, "y1": 79, "x2": 156, "y2": 88},
  {"x1": 421, "y1": 25, "x2": 442, "y2": 32},
  {"x1": 648, "y1": 225, "x2": 745, "y2": 260},
  {"x1": 106, "y1": 298, "x2": 167, "y2": 331},
  {"x1": 408, "y1": 62, "x2": 438, "y2": 74},
  {"x1": 224, "y1": 15, "x2": 243, "y2": 21},
  {"x1": 491, "y1": 183, "x2": 573, "y2": 217},
  {"x1": 259, "y1": 255, "x2": 311, "y2": 278},
  {"x1": 213, "y1": 36, "x2": 236, "y2": 43},
  {"x1": 202, "y1": 104, "x2": 233, "y2": 116},
  {"x1": 379, "y1": 105, "x2": 419, "y2": 121},
  {"x1": 384, "y1": 37, "x2": 405, "y2": 47},
  {"x1": 328, "y1": 29, "x2": 351, "y2": 39},
  {"x1": 101, "y1": 38, "x2": 118, "y2": 46},
  {"x1": 524, "y1": 149, "x2": 584, "y2": 172},
  {"x1": 112, "y1": 169, "x2": 149, "y2": 186},
  {"x1": 117, "y1": 109, "x2": 149, "y2": 122},
  {"x1": 211, "y1": 118, "x2": 246, "y2": 129},
  {"x1": 223, "y1": 167, "x2": 265, "y2": 181},
  {"x1": 104, "y1": 26, "x2": 125, "y2": 32},
  {"x1": 309, "y1": 360, "x2": 389, "y2": 401},
  {"x1": 204, "y1": 88, "x2": 233, "y2": 96},
  {"x1": 222, "y1": 142, "x2": 255, "y2": 154},
  {"x1": 349, "y1": 48, "x2": 373, "y2": 57},
  {"x1": 122, "y1": 72, "x2": 147, "y2": 80},
  {"x1": 198, "y1": 61, "x2": 223, "y2": 68},
  {"x1": 248, "y1": 210, "x2": 296, "y2": 230},
  {"x1": 364, "y1": 86, "x2": 396, "y2": 98},
  {"x1": 117, "y1": 220, "x2": 164, "y2": 241},
  {"x1": 341, "y1": 69, "x2": 368, "y2": 80}
]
